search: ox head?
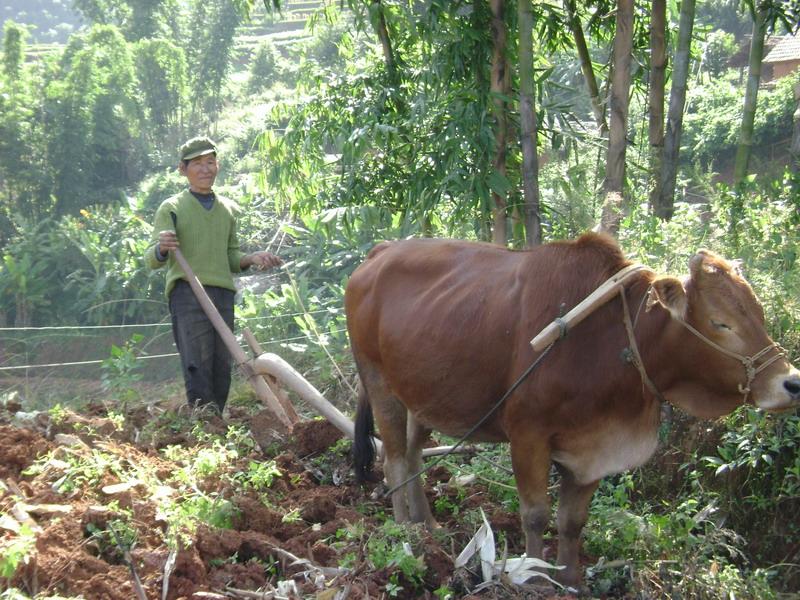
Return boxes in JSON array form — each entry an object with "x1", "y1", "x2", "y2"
[{"x1": 646, "y1": 250, "x2": 800, "y2": 414}]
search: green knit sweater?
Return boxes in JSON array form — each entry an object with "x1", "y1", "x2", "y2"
[{"x1": 146, "y1": 189, "x2": 245, "y2": 297}]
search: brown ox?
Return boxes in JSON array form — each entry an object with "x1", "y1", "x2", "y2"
[{"x1": 346, "y1": 233, "x2": 800, "y2": 586}]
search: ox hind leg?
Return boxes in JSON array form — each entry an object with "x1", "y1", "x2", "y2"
[
  {"x1": 355, "y1": 360, "x2": 431, "y2": 524},
  {"x1": 555, "y1": 464, "x2": 599, "y2": 587},
  {"x1": 405, "y1": 413, "x2": 436, "y2": 526}
]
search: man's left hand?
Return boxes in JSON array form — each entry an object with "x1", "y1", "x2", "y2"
[{"x1": 242, "y1": 251, "x2": 283, "y2": 270}]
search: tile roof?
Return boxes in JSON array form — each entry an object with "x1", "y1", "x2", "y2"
[{"x1": 764, "y1": 35, "x2": 800, "y2": 64}]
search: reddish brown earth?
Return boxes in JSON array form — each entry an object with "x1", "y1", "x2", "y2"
[{"x1": 0, "y1": 401, "x2": 575, "y2": 600}]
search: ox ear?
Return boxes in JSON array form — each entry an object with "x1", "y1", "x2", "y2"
[
  {"x1": 730, "y1": 258, "x2": 745, "y2": 278},
  {"x1": 689, "y1": 250, "x2": 726, "y2": 277},
  {"x1": 647, "y1": 276, "x2": 687, "y2": 320}
]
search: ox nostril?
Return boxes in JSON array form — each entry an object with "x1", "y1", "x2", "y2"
[{"x1": 786, "y1": 377, "x2": 800, "y2": 399}]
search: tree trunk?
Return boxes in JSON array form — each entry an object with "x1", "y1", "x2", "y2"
[
  {"x1": 792, "y1": 83, "x2": 800, "y2": 173},
  {"x1": 647, "y1": 0, "x2": 667, "y2": 213},
  {"x1": 371, "y1": 0, "x2": 397, "y2": 81},
  {"x1": 518, "y1": 0, "x2": 541, "y2": 246},
  {"x1": 599, "y1": 0, "x2": 634, "y2": 237},
  {"x1": 490, "y1": 0, "x2": 510, "y2": 246},
  {"x1": 657, "y1": 0, "x2": 696, "y2": 219},
  {"x1": 733, "y1": 6, "x2": 767, "y2": 186},
  {"x1": 564, "y1": 0, "x2": 607, "y2": 134}
]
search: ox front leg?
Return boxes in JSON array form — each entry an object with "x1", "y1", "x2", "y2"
[
  {"x1": 405, "y1": 413, "x2": 436, "y2": 527},
  {"x1": 510, "y1": 440, "x2": 552, "y2": 561},
  {"x1": 555, "y1": 466, "x2": 599, "y2": 588}
]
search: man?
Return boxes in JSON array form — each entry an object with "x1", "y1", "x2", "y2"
[{"x1": 146, "y1": 136, "x2": 281, "y2": 414}]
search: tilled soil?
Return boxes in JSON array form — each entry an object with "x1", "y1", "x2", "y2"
[{"x1": 0, "y1": 400, "x2": 571, "y2": 600}]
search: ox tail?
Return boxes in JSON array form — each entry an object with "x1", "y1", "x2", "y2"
[{"x1": 353, "y1": 381, "x2": 378, "y2": 483}]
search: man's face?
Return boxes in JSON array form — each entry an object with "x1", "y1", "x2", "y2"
[{"x1": 180, "y1": 153, "x2": 218, "y2": 193}]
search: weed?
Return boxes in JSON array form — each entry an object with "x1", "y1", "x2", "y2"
[
  {"x1": 101, "y1": 334, "x2": 144, "y2": 409},
  {"x1": 306, "y1": 435, "x2": 352, "y2": 485},
  {"x1": 24, "y1": 449, "x2": 126, "y2": 495},
  {"x1": 281, "y1": 508, "x2": 301, "y2": 523},
  {"x1": 365, "y1": 522, "x2": 427, "y2": 594},
  {"x1": 48, "y1": 403, "x2": 67, "y2": 425},
  {"x1": 0, "y1": 522, "x2": 36, "y2": 578},
  {"x1": 433, "y1": 586, "x2": 455, "y2": 600},
  {"x1": 226, "y1": 460, "x2": 282, "y2": 492},
  {"x1": 158, "y1": 492, "x2": 239, "y2": 546},
  {"x1": 86, "y1": 515, "x2": 138, "y2": 564},
  {"x1": 106, "y1": 411, "x2": 125, "y2": 431}
]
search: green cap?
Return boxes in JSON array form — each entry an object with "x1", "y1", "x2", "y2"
[{"x1": 179, "y1": 136, "x2": 217, "y2": 161}]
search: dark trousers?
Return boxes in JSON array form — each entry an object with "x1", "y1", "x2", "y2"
[{"x1": 169, "y1": 280, "x2": 235, "y2": 412}]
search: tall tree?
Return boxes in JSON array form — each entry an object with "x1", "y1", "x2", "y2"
[
  {"x1": 647, "y1": 0, "x2": 667, "y2": 214},
  {"x1": 792, "y1": 82, "x2": 800, "y2": 174},
  {"x1": 370, "y1": 0, "x2": 398, "y2": 83},
  {"x1": 490, "y1": 0, "x2": 511, "y2": 245},
  {"x1": 73, "y1": 0, "x2": 182, "y2": 41},
  {"x1": 134, "y1": 38, "x2": 188, "y2": 152},
  {"x1": 657, "y1": 0, "x2": 696, "y2": 220},
  {"x1": 564, "y1": 0, "x2": 607, "y2": 134},
  {"x1": 185, "y1": 0, "x2": 242, "y2": 126},
  {"x1": 732, "y1": 2, "x2": 768, "y2": 186},
  {"x1": 44, "y1": 25, "x2": 143, "y2": 215},
  {"x1": 0, "y1": 22, "x2": 50, "y2": 243},
  {"x1": 599, "y1": 0, "x2": 634, "y2": 236},
  {"x1": 2, "y1": 20, "x2": 26, "y2": 80},
  {"x1": 517, "y1": 0, "x2": 541, "y2": 246}
]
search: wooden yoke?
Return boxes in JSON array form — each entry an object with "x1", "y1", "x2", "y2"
[
  {"x1": 169, "y1": 212, "x2": 294, "y2": 431},
  {"x1": 530, "y1": 263, "x2": 651, "y2": 351}
]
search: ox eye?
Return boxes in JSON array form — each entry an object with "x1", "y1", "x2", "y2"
[{"x1": 710, "y1": 319, "x2": 732, "y2": 331}]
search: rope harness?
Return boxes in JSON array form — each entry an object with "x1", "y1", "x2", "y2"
[
  {"x1": 620, "y1": 284, "x2": 785, "y2": 406},
  {"x1": 668, "y1": 315, "x2": 785, "y2": 404}
]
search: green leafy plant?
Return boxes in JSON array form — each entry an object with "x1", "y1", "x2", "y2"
[
  {"x1": 101, "y1": 334, "x2": 144, "y2": 407},
  {"x1": 281, "y1": 508, "x2": 301, "y2": 524},
  {"x1": 0, "y1": 522, "x2": 36, "y2": 579},
  {"x1": 25, "y1": 449, "x2": 126, "y2": 495},
  {"x1": 48, "y1": 403, "x2": 68, "y2": 425},
  {"x1": 226, "y1": 460, "x2": 282, "y2": 491},
  {"x1": 85, "y1": 513, "x2": 138, "y2": 564},
  {"x1": 364, "y1": 522, "x2": 427, "y2": 595}
]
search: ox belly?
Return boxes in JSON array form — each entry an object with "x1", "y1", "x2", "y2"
[{"x1": 551, "y1": 412, "x2": 660, "y2": 485}]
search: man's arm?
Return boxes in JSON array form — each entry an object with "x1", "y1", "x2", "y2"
[
  {"x1": 240, "y1": 251, "x2": 283, "y2": 270},
  {"x1": 145, "y1": 203, "x2": 177, "y2": 269}
]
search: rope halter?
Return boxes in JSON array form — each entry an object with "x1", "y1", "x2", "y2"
[
  {"x1": 672, "y1": 318, "x2": 786, "y2": 404},
  {"x1": 621, "y1": 284, "x2": 785, "y2": 407}
]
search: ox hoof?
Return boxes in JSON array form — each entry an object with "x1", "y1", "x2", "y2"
[{"x1": 425, "y1": 518, "x2": 441, "y2": 530}]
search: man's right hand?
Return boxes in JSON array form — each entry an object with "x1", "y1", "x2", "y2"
[{"x1": 158, "y1": 230, "x2": 179, "y2": 254}]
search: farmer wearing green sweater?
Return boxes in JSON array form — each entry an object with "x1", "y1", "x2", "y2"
[{"x1": 146, "y1": 136, "x2": 281, "y2": 414}]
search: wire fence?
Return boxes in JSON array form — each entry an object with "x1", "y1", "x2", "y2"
[{"x1": 0, "y1": 309, "x2": 348, "y2": 399}]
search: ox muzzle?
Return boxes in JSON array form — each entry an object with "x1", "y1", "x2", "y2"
[{"x1": 784, "y1": 374, "x2": 800, "y2": 401}]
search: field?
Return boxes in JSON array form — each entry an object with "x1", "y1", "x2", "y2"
[{"x1": 0, "y1": 391, "x2": 579, "y2": 600}]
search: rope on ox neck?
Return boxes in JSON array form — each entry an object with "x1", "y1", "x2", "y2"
[
  {"x1": 619, "y1": 288, "x2": 668, "y2": 405},
  {"x1": 672, "y1": 317, "x2": 785, "y2": 404}
]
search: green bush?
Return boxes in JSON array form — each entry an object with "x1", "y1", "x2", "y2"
[
  {"x1": 682, "y1": 71, "x2": 798, "y2": 170},
  {"x1": 248, "y1": 40, "x2": 282, "y2": 93}
]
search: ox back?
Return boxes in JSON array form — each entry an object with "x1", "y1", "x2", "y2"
[{"x1": 346, "y1": 232, "x2": 800, "y2": 587}]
